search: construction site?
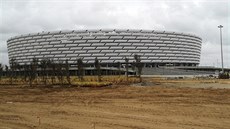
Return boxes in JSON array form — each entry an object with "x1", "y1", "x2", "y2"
[{"x1": 0, "y1": 77, "x2": 229, "y2": 129}]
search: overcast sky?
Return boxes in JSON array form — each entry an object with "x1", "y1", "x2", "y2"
[{"x1": 0, "y1": 0, "x2": 229, "y2": 68}]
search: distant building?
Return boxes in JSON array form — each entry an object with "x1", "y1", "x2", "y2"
[{"x1": 7, "y1": 29, "x2": 202, "y2": 67}]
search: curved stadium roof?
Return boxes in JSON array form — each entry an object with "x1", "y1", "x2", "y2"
[{"x1": 7, "y1": 29, "x2": 202, "y2": 66}]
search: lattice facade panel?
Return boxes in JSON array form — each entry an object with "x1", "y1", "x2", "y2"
[{"x1": 7, "y1": 29, "x2": 202, "y2": 66}]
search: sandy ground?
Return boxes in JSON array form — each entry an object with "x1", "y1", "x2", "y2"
[{"x1": 0, "y1": 81, "x2": 230, "y2": 129}]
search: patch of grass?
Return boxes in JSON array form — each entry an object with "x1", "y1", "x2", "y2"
[
  {"x1": 72, "y1": 81, "x2": 112, "y2": 87},
  {"x1": 0, "y1": 76, "x2": 140, "y2": 87}
]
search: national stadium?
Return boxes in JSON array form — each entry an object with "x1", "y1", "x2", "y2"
[
  {"x1": 7, "y1": 29, "x2": 230, "y2": 75},
  {"x1": 7, "y1": 29, "x2": 202, "y2": 67}
]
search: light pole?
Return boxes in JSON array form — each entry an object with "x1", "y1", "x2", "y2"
[{"x1": 218, "y1": 25, "x2": 224, "y2": 73}]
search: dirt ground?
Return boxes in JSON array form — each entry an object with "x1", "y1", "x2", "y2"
[{"x1": 0, "y1": 79, "x2": 230, "y2": 129}]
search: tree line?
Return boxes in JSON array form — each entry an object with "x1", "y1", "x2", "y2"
[{"x1": 0, "y1": 54, "x2": 144, "y2": 86}]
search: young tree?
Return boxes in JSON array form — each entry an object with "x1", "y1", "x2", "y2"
[
  {"x1": 31, "y1": 58, "x2": 38, "y2": 84},
  {"x1": 22, "y1": 63, "x2": 29, "y2": 82},
  {"x1": 5, "y1": 65, "x2": 9, "y2": 77},
  {"x1": 134, "y1": 54, "x2": 144, "y2": 82},
  {"x1": 57, "y1": 61, "x2": 64, "y2": 86},
  {"x1": 65, "y1": 59, "x2": 71, "y2": 84},
  {"x1": 117, "y1": 62, "x2": 121, "y2": 76},
  {"x1": 0, "y1": 63, "x2": 3, "y2": 80},
  {"x1": 94, "y1": 57, "x2": 101, "y2": 82},
  {"x1": 15, "y1": 62, "x2": 20, "y2": 82},
  {"x1": 15, "y1": 63, "x2": 21, "y2": 78},
  {"x1": 9, "y1": 58, "x2": 16, "y2": 85},
  {"x1": 28, "y1": 63, "x2": 34, "y2": 87},
  {"x1": 125, "y1": 58, "x2": 129, "y2": 81},
  {"x1": 46, "y1": 59, "x2": 53, "y2": 85},
  {"x1": 40, "y1": 59, "x2": 48, "y2": 85},
  {"x1": 131, "y1": 61, "x2": 136, "y2": 76},
  {"x1": 77, "y1": 58, "x2": 84, "y2": 82},
  {"x1": 50, "y1": 60, "x2": 56, "y2": 85}
]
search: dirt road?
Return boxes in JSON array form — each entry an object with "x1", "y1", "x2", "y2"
[{"x1": 0, "y1": 84, "x2": 229, "y2": 129}]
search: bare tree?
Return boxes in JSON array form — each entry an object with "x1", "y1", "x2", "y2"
[
  {"x1": 15, "y1": 63, "x2": 21, "y2": 79},
  {"x1": 40, "y1": 59, "x2": 48, "y2": 85},
  {"x1": 134, "y1": 54, "x2": 144, "y2": 82},
  {"x1": 23, "y1": 63, "x2": 29, "y2": 82},
  {"x1": 117, "y1": 62, "x2": 121, "y2": 77},
  {"x1": 125, "y1": 58, "x2": 129, "y2": 81},
  {"x1": 46, "y1": 59, "x2": 53, "y2": 85},
  {"x1": 28, "y1": 63, "x2": 34, "y2": 86},
  {"x1": 31, "y1": 58, "x2": 38, "y2": 84},
  {"x1": 9, "y1": 58, "x2": 16, "y2": 85},
  {"x1": 5, "y1": 65, "x2": 9, "y2": 78},
  {"x1": 50, "y1": 60, "x2": 56, "y2": 85},
  {"x1": 94, "y1": 57, "x2": 101, "y2": 82},
  {"x1": 25, "y1": 58, "x2": 39, "y2": 87},
  {"x1": 65, "y1": 59, "x2": 71, "y2": 84},
  {"x1": 131, "y1": 61, "x2": 136, "y2": 76},
  {"x1": 0, "y1": 63, "x2": 3, "y2": 80},
  {"x1": 77, "y1": 58, "x2": 84, "y2": 82},
  {"x1": 57, "y1": 61, "x2": 64, "y2": 86}
]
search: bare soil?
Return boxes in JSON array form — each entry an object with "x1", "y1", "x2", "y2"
[{"x1": 0, "y1": 81, "x2": 230, "y2": 129}]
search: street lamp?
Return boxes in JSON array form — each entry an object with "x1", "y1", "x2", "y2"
[{"x1": 218, "y1": 25, "x2": 224, "y2": 73}]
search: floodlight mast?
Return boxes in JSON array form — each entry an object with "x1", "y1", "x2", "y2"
[{"x1": 218, "y1": 25, "x2": 224, "y2": 73}]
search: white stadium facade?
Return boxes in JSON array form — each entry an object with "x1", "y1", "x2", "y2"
[{"x1": 7, "y1": 29, "x2": 202, "y2": 69}]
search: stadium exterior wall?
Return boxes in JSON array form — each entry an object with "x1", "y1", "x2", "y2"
[{"x1": 7, "y1": 29, "x2": 202, "y2": 67}]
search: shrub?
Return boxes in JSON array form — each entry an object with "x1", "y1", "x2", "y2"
[{"x1": 218, "y1": 73, "x2": 229, "y2": 79}]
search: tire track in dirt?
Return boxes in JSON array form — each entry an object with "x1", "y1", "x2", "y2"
[{"x1": 0, "y1": 85, "x2": 230, "y2": 129}]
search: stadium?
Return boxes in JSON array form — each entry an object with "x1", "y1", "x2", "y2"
[{"x1": 7, "y1": 29, "x2": 202, "y2": 69}]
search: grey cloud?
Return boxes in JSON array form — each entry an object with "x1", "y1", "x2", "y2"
[{"x1": 0, "y1": 0, "x2": 229, "y2": 67}]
